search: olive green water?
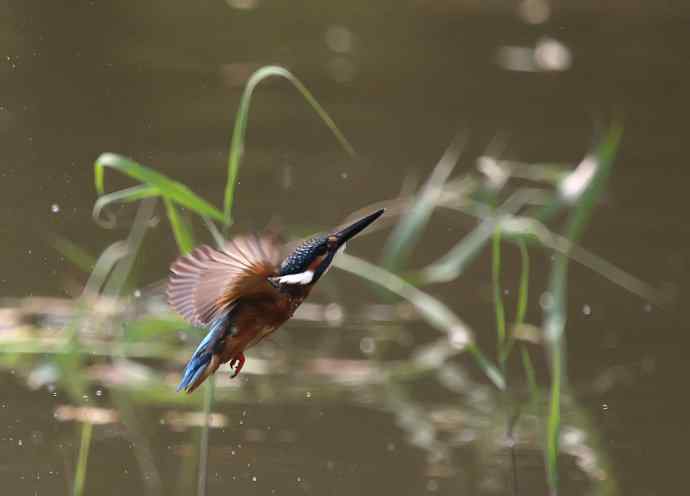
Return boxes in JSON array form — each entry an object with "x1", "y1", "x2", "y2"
[{"x1": 1, "y1": 2, "x2": 687, "y2": 495}]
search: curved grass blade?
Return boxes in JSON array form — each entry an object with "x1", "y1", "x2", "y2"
[
  {"x1": 83, "y1": 241, "x2": 129, "y2": 296},
  {"x1": 223, "y1": 65, "x2": 356, "y2": 227},
  {"x1": 202, "y1": 216, "x2": 226, "y2": 248},
  {"x1": 103, "y1": 199, "x2": 157, "y2": 297},
  {"x1": 92, "y1": 184, "x2": 160, "y2": 228},
  {"x1": 94, "y1": 153, "x2": 224, "y2": 223}
]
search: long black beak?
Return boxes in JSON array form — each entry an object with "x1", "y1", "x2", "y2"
[{"x1": 333, "y1": 209, "x2": 385, "y2": 247}]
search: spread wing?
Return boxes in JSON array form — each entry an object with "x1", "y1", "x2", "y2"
[{"x1": 167, "y1": 234, "x2": 282, "y2": 326}]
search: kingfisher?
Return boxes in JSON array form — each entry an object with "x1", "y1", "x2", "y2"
[{"x1": 167, "y1": 208, "x2": 384, "y2": 393}]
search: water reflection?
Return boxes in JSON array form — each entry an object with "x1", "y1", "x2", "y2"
[{"x1": 2, "y1": 293, "x2": 614, "y2": 495}]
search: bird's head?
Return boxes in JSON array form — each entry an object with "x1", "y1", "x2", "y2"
[{"x1": 270, "y1": 209, "x2": 384, "y2": 288}]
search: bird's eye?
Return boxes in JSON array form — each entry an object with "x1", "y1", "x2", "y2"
[{"x1": 327, "y1": 235, "x2": 338, "y2": 250}]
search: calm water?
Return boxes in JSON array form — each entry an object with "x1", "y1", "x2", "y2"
[{"x1": 1, "y1": 2, "x2": 687, "y2": 495}]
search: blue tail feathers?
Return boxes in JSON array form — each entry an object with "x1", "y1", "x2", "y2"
[
  {"x1": 176, "y1": 352, "x2": 212, "y2": 392},
  {"x1": 177, "y1": 311, "x2": 232, "y2": 392}
]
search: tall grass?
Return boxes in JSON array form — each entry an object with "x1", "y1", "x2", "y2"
[
  {"x1": 90, "y1": 66, "x2": 358, "y2": 496},
  {"x1": 7, "y1": 66, "x2": 640, "y2": 494},
  {"x1": 542, "y1": 124, "x2": 623, "y2": 495}
]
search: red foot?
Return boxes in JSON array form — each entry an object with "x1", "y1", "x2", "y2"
[{"x1": 229, "y1": 353, "x2": 246, "y2": 378}]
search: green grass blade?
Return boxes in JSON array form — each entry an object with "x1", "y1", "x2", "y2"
[
  {"x1": 546, "y1": 351, "x2": 562, "y2": 495},
  {"x1": 163, "y1": 198, "x2": 195, "y2": 255},
  {"x1": 82, "y1": 241, "x2": 129, "y2": 296},
  {"x1": 502, "y1": 239, "x2": 530, "y2": 361},
  {"x1": 223, "y1": 65, "x2": 356, "y2": 227},
  {"x1": 94, "y1": 153, "x2": 224, "y2": 222},
  {"x1": 334, "y1": 252, "x2": 505, "y2": 390},
  {"x1": 103, "y1": 199, "x2": 157, "y2": 297},
  {"x1": 72, "y1": 421, "x2": 93, "y2": 496},
  {"x1": 202, "y1": 217, "x2": 226, "y2": 248},
  {"x1": 521, "y1": 347, "x2": 538, "y2": 400},
  {"x1": 492, "y1": 227, "x2": 507, "y2": 368},
  {"x1": 467, "y1": 343, "x2": 507, "y2": 391},
  {"x1": 92, "y1": 184, "x2": 160, "y2": 227},
  {"x1": 381, "y1": 136, "x2": 464, "y2": 272},
  {"x1": 51, "y1": 235, "x2": 97, "y2": 273},
  {"x1": 502, "y1": 217, "x2": 665, "y2": 304},
  {"x1": 413, "y1": 188, "x2": 538, "y2": 285},
  {"x1": 542, "y1": 123, "x2": 623, "y2": 496},
  {"x1": 197, "y1": 378, "x2": 215, "y2": 496},
  {"x1": 516, "y1": 240, "x2": 530, "y2": 327},
  {"x1": 557, "y1": 124, "x2": 623, "y2": 243}
]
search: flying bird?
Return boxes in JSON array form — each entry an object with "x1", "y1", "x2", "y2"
[{"x1": 168, "y1": 208, "x2": 384, "y2": 393}]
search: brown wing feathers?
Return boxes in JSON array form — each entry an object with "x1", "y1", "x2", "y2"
[{"x1": 167, "y1": 234, "x2": 281, "y2": 326}]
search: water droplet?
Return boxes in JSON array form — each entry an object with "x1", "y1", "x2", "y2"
[
  {"x1": 582, "y1": 304, "x2": 591, "y2": 316},
  {"x1": 324, "y1": 25, "x2": 354, "y2": 54},
  {"x1": 133, "y1": 289, "x2": 141, "y2": 298},
  {"x1": 225, "y1": 0, "x2": 259, "y2": 10},
  {"x1": 601, "y1": 403, "x2": 609, "y2": 411},
  {"x1": 51, "y1": 203, "x2": 60, "y2": 213},
  {"x1": 17, "y1": 439, "x2": 23, "y2": 446},
  {"x1": 251, "y1": 476, "x2": 257, "y2": 482},
  {"x1": 539, "y1": 291, "x2": 554, "y2": 310},
  {"x1": 359, "y1": 337, "x2": 376, "y2": 355},
  {"x1": 518, "y1": 0, "x2": 551, "y2": 25},
  {"x1": 426, "y1": 479, "x2": 439, "y2": 492},
  {"x1": 305, "y1": 391, "x2": 312, "y2": 399},
  {"x1": 534, "y1": 37, "x2": 572, "y2": 72}
]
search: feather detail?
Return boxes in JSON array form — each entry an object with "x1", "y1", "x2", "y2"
[
  {"x1": 177, "y1": 310, "x2": 232, "y2": 393},
  {"x1": 167, "y1": 234, "x2": 281, "y2": 326}
]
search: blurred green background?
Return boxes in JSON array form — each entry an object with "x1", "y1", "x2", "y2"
[{"x1": 0, "y1": 1, "x2": 686, "y2": 495}]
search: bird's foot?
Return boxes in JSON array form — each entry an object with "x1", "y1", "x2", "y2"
[{"x1": 229, "y1": 353, "x2": 246, "y2": 378}]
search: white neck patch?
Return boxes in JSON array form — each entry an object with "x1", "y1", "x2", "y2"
[
  {"x1": 273, "y1": 244, "x2": 347, "y2": 286},
  {"x1": 274, "y1": 270, "x2": 314, "y2": 285}
]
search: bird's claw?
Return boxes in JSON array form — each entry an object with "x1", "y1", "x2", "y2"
[{"x1": 229, "y1": 353, "x2": 246, "y2": 378}]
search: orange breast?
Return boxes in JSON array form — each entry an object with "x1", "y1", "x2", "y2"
[{"x1": 218, "y1": 292, "x2": 307, "y2": 363}]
